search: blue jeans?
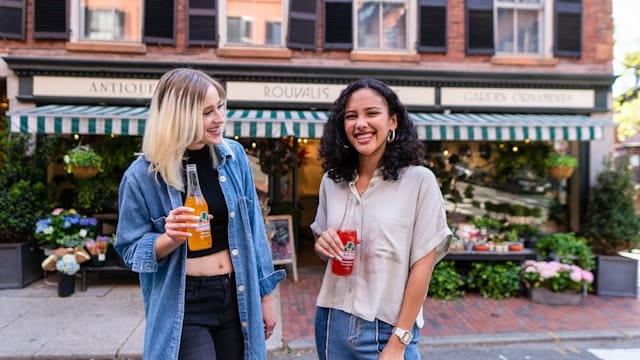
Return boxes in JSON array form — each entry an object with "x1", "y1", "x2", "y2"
[
  {"x1": 178, "y1": 273, "x2": 243, "y2": 360},
  {"x1": 315, "y1": 307, "x2": 420, "y2": 360}
]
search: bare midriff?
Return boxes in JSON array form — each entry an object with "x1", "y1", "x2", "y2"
[{"x1": 186, "y1": 249, "x2": 233, "y2": 276}]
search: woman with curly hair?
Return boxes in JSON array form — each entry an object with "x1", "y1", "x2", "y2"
[{"x1": 311, "y1": 78, "x2": 451, "y2": 359}]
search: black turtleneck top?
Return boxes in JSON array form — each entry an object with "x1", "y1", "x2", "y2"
[{"x1": 183, "y1": 146, "x2": 229, "y2": 258}]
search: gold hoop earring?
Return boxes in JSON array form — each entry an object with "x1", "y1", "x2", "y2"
[{"x1": 387, "y1": 129, "x2": 396, "y2": 143}]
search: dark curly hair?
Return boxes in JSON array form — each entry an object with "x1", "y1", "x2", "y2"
[{"x1": 319, "y1": 78, "x2": 424, "y2": 182}]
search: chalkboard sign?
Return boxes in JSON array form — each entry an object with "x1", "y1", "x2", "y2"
[{"x1": 265, "y1": 215, "x2": 298, "y2": 281}]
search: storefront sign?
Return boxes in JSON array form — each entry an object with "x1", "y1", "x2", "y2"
[
  {"x1": 33, "y1": 76, "x2": 157, "y2": 99},
  {"x1": 441, "y1": 88, "x2": 594, "y2": 109},
  {"x1": 226, "y1": 82, "x2": 436, "y2": 107}
]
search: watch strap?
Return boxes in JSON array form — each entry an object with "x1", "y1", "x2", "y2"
[{"x1": 392, "y1": 326, "x2": 413, "y2": 345}]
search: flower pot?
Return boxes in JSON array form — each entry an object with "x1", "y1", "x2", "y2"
[
  {"x1": 508, "y1": 243, "x2": 524, "y2": 252},
  {"x1": 71, "y1": 166, "x2": 99, "y2": 179},
  {"x1": 57, "y1": 272, "x2": 76, "y2": 297},
  {"x1": 90, "y1": 253, "x2": 107, "y2": 267},
  {"x1": 528, "y1": 287, "x2": 582, "y2": 306},
  {"x1": 473, "y1": 244, "x2": 490, "y2": 251},
  {"x1": 548, "y1": 166, "x2": 575, "y2": 179}
]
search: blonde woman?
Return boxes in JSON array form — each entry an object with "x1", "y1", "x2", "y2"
[{"x1": 115, "y1": 68, "x2": 285, "y2": 360}]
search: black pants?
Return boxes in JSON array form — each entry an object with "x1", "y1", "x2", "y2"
[{"x1": 178, "y1": 273, "x2": 244, "y2": 360}]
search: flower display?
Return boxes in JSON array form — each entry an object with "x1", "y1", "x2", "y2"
[
  {"x1": 56, "y1": 254, "x2": 80, "y2": 275},
  {"x1": 34, "y1": 208, "x2": 97, "y2": 249},
  {"x1": 522, "y1": 260, "x2": 594, "y2": 293},
  {"x1": 85, "y1": 235, "x2": 112, "y2": 256}
]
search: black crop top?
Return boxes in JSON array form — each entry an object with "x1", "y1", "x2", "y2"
[{"x1": 183, "y1": 146, "x2": 229, "y2": 258}]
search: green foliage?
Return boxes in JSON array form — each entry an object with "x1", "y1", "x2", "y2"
[
  {"x1": 0, "y1": 120, "x2": 57, "y2": 243},
  {"x1": 467, "y1": 261, "x2": 521, "y2": 299},
  {"x1": 491, "y1": 142, "x2": 551, "y2": 184},
  {"x1": 470, "y1": 216, "x2": 502, "y2": 230},
  {"x1": 501, "y1": 223, "x2": 541, "y2": 238},
  {"x1": 64, "y1": 145, "x2": 102, "y2": 172},
  {"x1": 584, "y1": 157, "x2": 640, "y2": 255},
  {"x1": 463, "y1": 184, "x2": 474, "y2": 199},
  {"x1": 534, "y1": 232, "x2": 595, "y2": 270},
  {"x1": 94, "y1": 136, "x2": 141, "y2": 176},
  {"x1": 73, "y1": 175, "x2": 119, "y2": 214},
  {"x1": 544, "y1": 151, "x2": 578, "y2": 168},
  {"x1": 0, "y1": 181, "x2": 49, "y2": 243},
  {"x1": 428, "y1": 261, "x2": 465, "y2": 300}
]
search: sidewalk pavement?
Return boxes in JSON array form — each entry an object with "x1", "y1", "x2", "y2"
[{"x1": 1, "y1": 264, "x2": 640, "y2": 359}]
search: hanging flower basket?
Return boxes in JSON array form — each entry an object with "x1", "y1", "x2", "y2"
[
  {"x1": 548, "y1": 166, "x2": 575, "y2": 179},
  {"x1": 72, "y1": 166, "x2": 99, "y2": 179}
]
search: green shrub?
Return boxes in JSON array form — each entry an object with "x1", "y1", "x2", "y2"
[
  {"x1": 428, "y1": 261, "x2": 465, "y2": 300},
  {"x1": 583, "y1": 158, "x2": 640, "y2": 255},
  {"x1": 534, "y1": 232, "x2": 595, "y2": 270},
  {"x1": 467, "y1": 262, "x2": 521, "y2": 299}
]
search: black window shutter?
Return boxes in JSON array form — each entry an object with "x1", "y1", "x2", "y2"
[
  {"x1": 187, "y1": 0, "x2": 217, "y2": 46},
  {"x1": 418, "y1": 0, "x2": 447, "y2": 53},
  {"x1": 0, "y1": 0, "x2": 24, "y2": 40},
  {"x1": 466, "y1": 0, "x2": 494, "y2": 55},
  {"x1": 33, "y1": 0, "x2": 67, "y2": 39},
  {"x1": 324, "y1": 0, "x2": 352, "y2": 50},
  {"x1": 288, "y1": 0, "x2": 317, "y2": 50},
  {"x1": 144, "y1": 0, "x2": 176, "y2": 45},
  {"x1": 555, "y1": 0, "x2": 582, "y2": 58}
]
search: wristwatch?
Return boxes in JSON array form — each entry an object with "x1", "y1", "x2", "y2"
[{"x1": 392, "y1": 326, "x2": 413, "y2": 345}]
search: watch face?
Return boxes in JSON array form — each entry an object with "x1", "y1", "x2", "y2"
[{"x1": 400, "y1": 331, "x2": 412, "y2": 345}]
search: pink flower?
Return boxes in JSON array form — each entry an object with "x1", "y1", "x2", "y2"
[
  {"x1": 51, "y1": 208, "x2": 64, "y2": 215},
  {"x1": 570, "y1": 271, "x2": 582, "y2": 283},
  {"x1": 582, "y1": 270, "x2": 594, "y2": 283}
]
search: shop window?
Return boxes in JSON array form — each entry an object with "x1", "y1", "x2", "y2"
[
  {"x1": 70, "y1": 0, "x2": 142, "y2": 43},
  {"x1": 220, "y1": 0, "x2": 286, "y2": 47}
]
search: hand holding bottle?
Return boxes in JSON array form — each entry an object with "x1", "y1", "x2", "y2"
[{"x1": 164, "y1": 206, "x2": 199, "y2": 244}]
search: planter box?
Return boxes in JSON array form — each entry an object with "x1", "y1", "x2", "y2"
[
  {"x1": 596, "y1": 255, "x2": 638, "y2": 298},
  {"x1": 528, "y1": 287, "x2": 582, "y2": 306},
  {"x1": 0, "y1": 242, "x2": 45, "y2": 289}
]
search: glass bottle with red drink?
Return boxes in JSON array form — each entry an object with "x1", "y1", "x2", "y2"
[
  {"x1": 332, "y1": 194, "x2": 358, "y2": 276},
  {"x1": 184, "y1": 164, "x2": 212, "y2": 251}
]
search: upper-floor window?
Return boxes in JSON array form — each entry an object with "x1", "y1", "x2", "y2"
[
  {"x1": 495, "y1": 0, "x2": 544, "y2": 54},
  {"x1": 221, "y1": 0, "x2": 285, "y2": 47},
  {"x1": 467, "y1": 0, "x2": 582, "y2": 58},
  {"x1": 357, "y1": 0, "x2": 409, "y2": 50},
  {"x1": 320, "y1": 0, "x2": 446, "y2": 53},
  {"x1": 75, "y1": 0, "x2": 142, "y2": 42}
]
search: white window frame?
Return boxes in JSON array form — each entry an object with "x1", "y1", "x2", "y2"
[
  {"x1": 494, "y1": 0, "x2": 553, "y2": 57},
  {"x1": 69, "y1": 0, "x2": 142, "y2": 43},
  {"x1": 352, "y1": 0, "x2": 416, "y2": 53},
  {"x1": 218, "y1": 0, "x2": 288, "y2": 48}
]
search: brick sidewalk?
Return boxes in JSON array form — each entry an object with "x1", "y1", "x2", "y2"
[{"x1": 279, "y1": 267, "x2": 640, "y2": 345}]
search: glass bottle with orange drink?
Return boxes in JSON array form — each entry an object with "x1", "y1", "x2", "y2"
[
  {"x1": 332, "y1": 194, "x2": 358, "y2": 276},
  {"x1": 184, "y1": 164, "x2": 212, "y2": 251}
]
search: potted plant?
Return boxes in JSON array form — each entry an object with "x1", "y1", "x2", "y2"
[
  {"x1": 534, "y1": 232, "x2": 595, "y2": 271},
  {"x1": 64, "y1": 145, "x2": 103, "y2": 179},
  {"x1": 0, "y1": 124, "x2": 57, "y2": 289},
  {"x1": 583, "y1": 157, "x2": 640, "y2": 297},
  {"x1": 521, "y1": 260, "x2": 594, "y2": 305},
  {"x1": 545, "y1": 151, "x2": 578, "y2": 179},
  {"x1": 34, "y1": 208, "x2": 98, "y2": 250}
]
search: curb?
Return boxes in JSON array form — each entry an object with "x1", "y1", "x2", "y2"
[{"x1": 275, "y1": 328, "x2": 640, "y2": 354}]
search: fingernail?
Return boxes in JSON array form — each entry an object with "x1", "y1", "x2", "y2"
[
  {"x1": 327, "y1": 254, "x2": 334, "y2": 259},
  {"x1": 335, "y1": 256, "x2": 343, "y2": 262}
]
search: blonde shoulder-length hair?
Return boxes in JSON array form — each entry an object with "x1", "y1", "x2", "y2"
[{"x1": 142, "y1": 68, "x2": 228, "y2": 191}]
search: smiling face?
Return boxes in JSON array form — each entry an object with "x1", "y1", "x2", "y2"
[
  {"x1": 343, "y1": 87, "x2": 397, "y2": 166},
  {"x1": 187, "y1": 85, "x2": 226, "y2": 150}
]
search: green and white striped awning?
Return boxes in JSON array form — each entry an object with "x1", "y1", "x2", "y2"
[
  {"x1": 410, "y1": 113, "x2": 613, "y2": 141},
  {"x1": 9, "y1": 105, "x2": 613, "y2": 141}
]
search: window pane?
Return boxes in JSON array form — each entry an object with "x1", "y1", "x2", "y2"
[
  {"x1": 497, "y1": 8, "x2": 515, "y2": 52},
  {"x1": 227, "y1": 0, "x2": 282, "y2": 46},
  {"x1": 517, "y1": 10, "x2": 539, "y2": 53},
  {"x1": 357, "y1": 0, "x2": 407, "y2": 50},
  {"x1": 81, "y1": 0, "x2": 140, "y2": 42},
  {"x1": 358, "y1": 2, "x2": 380, "y2": 48}
]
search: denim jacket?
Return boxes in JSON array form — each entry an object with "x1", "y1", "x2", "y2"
[{"x1": 115, "y1": 139, "x2": 285, "y2": 360}]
